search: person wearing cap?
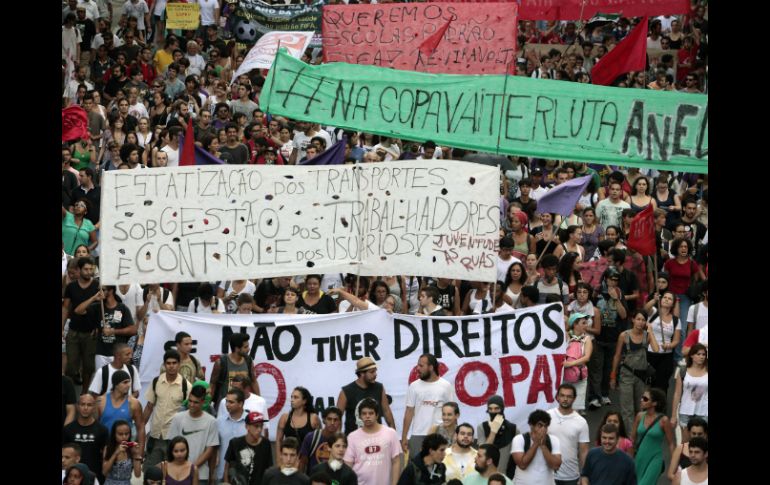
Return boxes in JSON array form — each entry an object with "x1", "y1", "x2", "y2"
[
  {"x1": 548, "y1": 383, "x2": 590, "y2": 485},
  {"x1": 497, "y1": 236, "x2": 522, "y2": 284},
  {"x1": 215, "y1": 388, "x2": 248, "y2": 482},
  {"x1": 528, "y1": 169, "x2": 549, "y2": 200},
  {"x1": 98, "y1": 370, "x2": 145, "y2": 455},
  {"x1": 562, "y1": 312, "x2": 594, "y2": 414},
  {"x1": 476, "y1": 395, "x2": 516, "y2": 474},
  {"x1": 223, "y1": 410, "x2": 273, "y2": 485},
  {"x1": 587, "y1": 267, "x2": 628, "y2": 410},
  {"x1": 338, "y1": 357, "x2": 396, "y2": 435},
  {"x1": 167, "y1": 384, "x2": 219, "y2": 484}
]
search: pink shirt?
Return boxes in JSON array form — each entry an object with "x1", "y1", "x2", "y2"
[{"x1": 344, "y1": 426, "x2": 402, "y2": 485}]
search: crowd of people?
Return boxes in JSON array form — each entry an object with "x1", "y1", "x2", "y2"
[{"x1": 62, "y1": 1, "x2": 709, "y2": 485}]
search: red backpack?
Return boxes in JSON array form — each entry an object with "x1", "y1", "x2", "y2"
[{"x1": 563, "y1": 337, "x2": 588, "y2": 382}]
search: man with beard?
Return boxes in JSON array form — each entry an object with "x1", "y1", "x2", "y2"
[
  {"x1": 220, "y1": 122, "x2": 251, "y2": 165},
  {"x1": 548, "y1": 384, "x2": 590, "y2": 485},
  {"x1": 63, "y1": 256, "x2": 101, "y2": 387},
  {"x1": 402, "y1": 354, "x2": 457, "y2": 458},
  {"x1": 476, "y1": 395, "x2": 516, "y2": 475},
  {"x1": 337, "y1": 357, "x2": 395, "y2": 435},
  {"x1": 672, "y1": 437, "x2": 707, "y2": 485},
  {"x1": 443, "y1": 423, "x2": 477, "y2": 481},
  {"x1": 345, "y1": 399, "x2": 402, "y2": 485},
  {"x1": 461, "y1": 444, "x2": 510, "y2": 485},
  {"x1": 579, "y1": 424, "x2": 636, "y2": 485}
]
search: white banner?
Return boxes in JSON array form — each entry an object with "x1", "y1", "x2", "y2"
[
  {"x1": 100, "y1": 161, "x2": 500, "y2": 285},
  {"x1": 140, "y1": 304, "x2": 567, "y2": 436},
  {"x1": 231, "y1": 31, "x2": 315, "y2": 83}
]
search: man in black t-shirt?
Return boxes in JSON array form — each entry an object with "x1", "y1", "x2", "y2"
[
  {"x1": 86, "y1": 286, "x2": 136, "y2": 369},
  {"x1": 63, "y1": 256, "x2": 101, "y2": 386},
  {"x1": 224, "y1": 411, "x2": 274, "y2": 485},
  {"x1": 255, "y1": 276, "x2": 292, "y2": 312},
  {"x1": 63, "y1": 394, "x2": 109, "y2": 484},
  {"x1": 337, "y1": 358, "x2": 396, "y2": 435},
  {"x1": 431, "y1": 278, "x2": 460, "y2": 316}
]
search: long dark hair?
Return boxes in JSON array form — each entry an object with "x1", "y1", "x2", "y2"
[
  {"x1": 558, "y1": 252, "x2": 580, "y2": 283},
  {"x1": 167, "y1": 436, "x2": 190, "y2": 462},
  {"x1": 504, "y1": 262, "x2": 528, "y2": 287},
  {"x1": 595, "y1": 411, "x2": 629, "y2": 445},
  {"x1": 291, "y1": 386, "x2": 315, "y2": 415},
  {"x1": 105, "y1": 420, "x2": 131, "y2": 458}
]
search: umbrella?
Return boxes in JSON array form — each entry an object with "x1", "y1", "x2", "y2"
[{"x1": 461, "y1": 152, "x2": 516, "y2": 172}]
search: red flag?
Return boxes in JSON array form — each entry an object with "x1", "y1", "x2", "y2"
[
  {"x1": 627, "y1": 204, "x2": 656, "y2": 256},
  {"x1": 179, "y1": 116, "x2": 196, "y2": 166},
  {"x1": 591, "y1": 17, "x2": 648, "y2": 86},
  {"x1": 419, "y1": 19, "x2": 452, "y2": 57},
  {"x1": 61, "y1": 106, "x2": 89, "y2": 142}
]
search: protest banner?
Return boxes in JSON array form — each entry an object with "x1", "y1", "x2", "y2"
[
  {"x1": 140, "y1": 304, "x2": 568, "y2": 434},
  {"x1": 322, "y1": 2, "x2": 518, "y2": 74},
  {"x1": 228, "y1": 0, "x2": 323, "y2": 47},
  {"x1": 230, "y1": 31, "x2": 314, "y2": 82},
  {"x1": 262, "y1": 50, "x2": 708, "y2": 173},
  {"x1": 100, "y1": 161, "x2": 500, "y2": 285},
  {"x1": 166, "y1": 2, "x2": 201, "y2": 30},
  {"x1": 436, "y1": 0, "x2": 691, "y2": 20}
]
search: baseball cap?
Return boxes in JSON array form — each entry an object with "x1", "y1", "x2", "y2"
[
  {"x1": 246, "y1": 411, "x2": 268, "y2": 425},
  {"x1": 356, "y1": 357, "x2": 377, "y2": 373},
  {"x1": 568, "y1": 312, "x2": 589, "y2": 328},
  {"x1": 532, "y1": 168, "x2": 544, "y2": 176}
]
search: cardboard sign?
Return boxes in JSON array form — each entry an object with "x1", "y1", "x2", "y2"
[{"x1": 166, "y1": 3, "x2": 201, "y2": 30}]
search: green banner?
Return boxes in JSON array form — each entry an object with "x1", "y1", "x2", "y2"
[{"x1": 262, "y1": 50, "x2": 708, "y2": 173}]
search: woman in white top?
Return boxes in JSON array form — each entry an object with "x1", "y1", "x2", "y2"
[
  {"x1": 503, "y1": 262, "x2": 528, "y2": 308},
  {"x1": 136, "y1": 117, "x2": 153, "y2": 148},
  {"x1": 372, "y1": 137, "x2": 401, "y2": 161},
  {"x1": 553, "y1": 225, "x2": 585, "y2": 263},
  {"x1": 490, "y1": 282, "x2": 515, "y2": 314},
  {"x1": 463, "y1": 281, "x2": 493, "y2": 315},
  {"x1": 671, "y1": 343, "x2": 708, "y2": 442},
  {"x1": 402, "y1": 275, "x2": 423, "y2": 314},
  {"x1": 646, "y1": 291, "x2": 681, "y2": 393}
]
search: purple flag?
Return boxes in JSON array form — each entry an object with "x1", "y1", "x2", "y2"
[
  {"x1": 535, "y1": 175, "x2": 592, "y2": 216},
  {"x1": 179, "y1": 134, "x2": 225, "y2": 165},
  {"x1": 299, "y1": 136, "x2": 346, "y2": 165}
]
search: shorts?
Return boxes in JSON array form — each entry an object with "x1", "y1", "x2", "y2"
[{"x1": 679, "y1": 413, "x2": 708, "y2": 427}]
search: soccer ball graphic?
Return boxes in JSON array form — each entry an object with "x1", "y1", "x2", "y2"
[{"x1": 235, "y1": 19, "x2": 258, "y2": 43}]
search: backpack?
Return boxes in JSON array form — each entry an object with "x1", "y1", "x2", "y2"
[
  {"x1": 563, "y1": 337, "x2": 588, "y2": 382},
  {"x1": 215, "y1": 353, "x2": 254, "y2": 400},
  {"x1": 522, "y1": 432, "x2": 552, "y2": 453},
  {"x1": 194, "y1": 297, "x2": 219, "y2": 313},
  {"x1": 151, "y1": 375, "x2": 189, "y2": 404},
  {"x1": 100, "y1": 364, "x2": 135, "y2": 395}
]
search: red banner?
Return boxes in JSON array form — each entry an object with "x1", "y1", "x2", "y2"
[
  {"x1": 61, "y1": 106, "x2": 89, "y2": 142},
  {"x1": 627, "y1": 204, "x2": 656, "y2": 256},
  {"x1": 436, "y1": 0, "x2": 691, "y2": 21},
  {"x1": 322, "y1": 2, "x2": 518, "y2": 74}
]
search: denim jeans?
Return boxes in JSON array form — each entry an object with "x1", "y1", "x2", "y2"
[{"x1": 675, "y1": 294, "x2": 691, "y2": 362}]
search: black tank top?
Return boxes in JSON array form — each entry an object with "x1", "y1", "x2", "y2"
[
  {"x1": 341, "y1": 381, "x2": 384, "y2": 434},
  {"x1": 285, "y1": 410, "x2": 315, "y2": 445},
  {"x1": 435, "y1": 285, "x2": 456, "y2": 312}
]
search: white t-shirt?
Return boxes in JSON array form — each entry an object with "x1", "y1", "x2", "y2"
[
  {"x1": 122, "y1": 0, "x2": 149, "y2": 31},
  {"x1": 687, "y1": 302, "x2": 708, "y2": 330},
  {"x1": 292, "y1": 132, "x2": 313, "y2": 160},
  {"x1": 320, "y1": 273, "x2": 345, "y2": 292},
  {"x1": 217, "y1": 393, "x2": 267, "y2": 417},
  {"x1": 153, "y1": 0, "x2": 167, "y2": 16},
  {"x1": 497, "y1": 255, "x2": 522, "y2": 284},
  {"x1": 88, "y1": 363, "x2": 142, "y2": 395},
  {"x1": 511, "y1": 433, "x2": 561, "y2": 485},
  {"x1": 115, "y1": 283, "x2": 144, "y2": 322},
  {"x1": 546, "y1": 409, "x2": 589, "y2": 481},
  {"x1": 198, "y1": 0, "x2": 219, "y2": 25},
  {"x1": 338, "y1": 300, "x2": 379, "y2": 313},
  {"x1": 218, "y1": 280, "x2": 257, "y2": 313},
  {"x1": 372, "y1": 143, "x2": 401, "y2": 161},
  {"x1": 161, "y1": 145, "x2": 179, "y2": 167},
  {"x1": 128, "y1": 102, "x2": 149, "y2": 120},
  {"x1": 405, "y1": 378, "x2": 457, "y2": 436},
  {"x1": 530, "y1": 186, "x2": 549, "y2": 201},
  {"x1": 188, "y1": 297, "x2": 226, "y2": 313},
  {"x1": 595, "y1": 198, "x2": 630, "y2": 230}
]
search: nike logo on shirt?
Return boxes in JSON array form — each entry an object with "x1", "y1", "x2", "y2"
[{"x1": 182, "y1": 429, "x2": 202, "y2": 436}]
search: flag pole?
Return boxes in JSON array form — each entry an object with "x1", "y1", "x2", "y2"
[{"x1": 563, "y1": 0, "x2": 589, "y2": 58}]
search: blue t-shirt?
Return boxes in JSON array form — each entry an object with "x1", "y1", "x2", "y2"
[{"x1": 581, "y1": 447, "x2": 637, "y2": 485}]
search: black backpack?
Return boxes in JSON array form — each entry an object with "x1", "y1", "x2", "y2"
[
  {"x1": 151, "y1": 375, "x2": 189, "y2": 404},
  {"x1": 507, "y1": 432, "x2": 553, "y2": 479},
  {"x1": 99, "y1": 364, "x2": 136, "y2": 395}
]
